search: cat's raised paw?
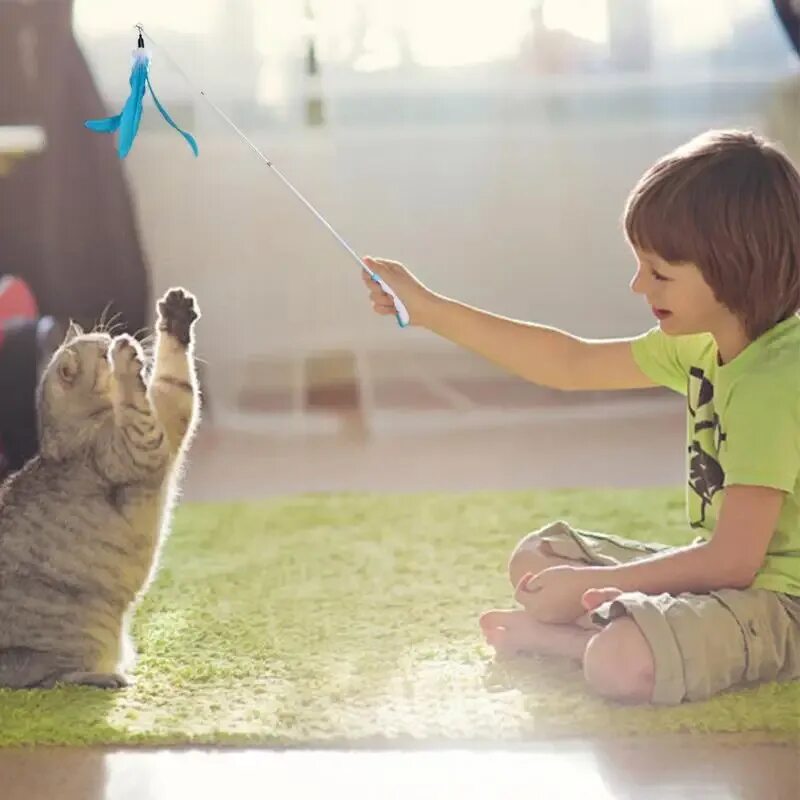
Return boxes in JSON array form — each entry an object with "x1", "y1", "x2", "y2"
[
  {"x1": 157, "y1": 288, "x2": 199, "y2": 346},
  {"x1": 110, "y1": 334, "x2": 145, "y2": 378}
]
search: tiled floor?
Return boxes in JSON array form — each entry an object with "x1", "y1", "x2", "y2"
[
  {"x1": 3, "y1": 396, "x2": 799, "y2": 799},
  {"x1": 1, "y1": 737, "x2": 798, "y2": 800}
]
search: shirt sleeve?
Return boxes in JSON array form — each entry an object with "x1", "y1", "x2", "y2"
[
  {"x1": 722, "y1": 373, "x2": 800, "y2": 492},
  {"x1": 629, "y1": 327, "x2": 691, "y2": 395}
]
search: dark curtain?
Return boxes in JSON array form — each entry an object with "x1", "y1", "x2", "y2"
[
  {"x1": 0, "y1": 0, "x2": 149, "y2": 335},
  {"x1": 774, "y1": 0, "x2": 800, "y2": 58}
]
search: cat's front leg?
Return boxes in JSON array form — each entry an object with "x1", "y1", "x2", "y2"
[
  {"x1": 149, "y1": 288, "x2": 201, "y2": 455},
  {"x1": 111, "y1": 334, "x2": 149, "y2": 413},
  {"x1": 104, "y1": 334, "x2": 168, "y2": 479}
]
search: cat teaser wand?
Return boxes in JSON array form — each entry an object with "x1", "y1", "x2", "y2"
[{"x1": 85, "y1": 24, "x2": 409, "y2": 328}]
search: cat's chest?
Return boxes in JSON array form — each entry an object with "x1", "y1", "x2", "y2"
[
  {"x1": 106, "y1": 480, "x2": 162, "y2": 513},
  {"x1": 104, "y1": 483, "x2": 167, "y2": 549},
  {"x1": 105, "y1": 486, "x2": 169, "y2": 593}
]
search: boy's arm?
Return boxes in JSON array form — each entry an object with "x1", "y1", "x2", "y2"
[
  {"x1": 601, "y1": 485, "x2": 784, "y2": 594},
  {"x1": 425, "y1": 295, "x2": 656, "y2": 392},
  {"x1": 363, "y1": 257, "x2": 656, "y2": 392},
  {"x1": 518, "y1": 486, "x2": 783, "y2": 624}
]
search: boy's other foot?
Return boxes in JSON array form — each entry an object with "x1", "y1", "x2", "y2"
[{"x1": 479, "y1": 609, "x2": 593, "y2": 661}]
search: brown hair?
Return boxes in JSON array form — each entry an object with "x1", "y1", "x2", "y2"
[{"x1": 624, "y1": 129, "x2": 800, "y2": 339}]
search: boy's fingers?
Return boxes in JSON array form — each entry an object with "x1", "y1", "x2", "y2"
[
  {"x1": 582, "y1": 587, "x2": 623, "y2": 611},
  {"x1": 362, "y1": 255, "x2": 405, "y2": 318},
  {"x1": 517, "y1": 571, "x2": 540, "y2": 593},
  {"x1": 368, "y1": 280, "x2": 391, "y2": 301},
  {"x1": 363, "y1": 255, "x2": 394, "y2": 276},
  {"x1": 513, "y1": 572, "x2": 539, "y2": 604},
  {"x1": 363, "y1": 255, "x2": 380, "y2": 273},
  {"x1": 361, "y1": 259, "x2": 375, "y2": 281},
  {"x1": 368, "y1": 286, "x2": 390, "y2": 302}
]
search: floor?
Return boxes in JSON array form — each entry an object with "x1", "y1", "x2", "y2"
[
  {"x1": 181, "y1": 392, "x2": 687, "y2": 501},
  {"x1": 1, "y1": 737, "x2": 798, "y2": 800},
  {"x1": 3, "y1": 395, "x2": 799, "y2": 799}
]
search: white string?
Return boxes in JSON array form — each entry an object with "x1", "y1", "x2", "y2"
[{"x1": 135, "y1": 23, "x2": 372, "y2": 277}]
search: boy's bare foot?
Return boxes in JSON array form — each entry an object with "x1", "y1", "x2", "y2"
[
  {"x1": 479, "y1": 609, "x2": 546, "y2": 655},
  {"x1": 479, "y1": 609, "x2": 594, "y2": 661}
]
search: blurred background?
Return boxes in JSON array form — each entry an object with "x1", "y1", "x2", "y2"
[{"x1": 1, "y1": 0, "x2": 799, "y2": 497}]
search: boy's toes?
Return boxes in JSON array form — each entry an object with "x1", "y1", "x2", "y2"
[
  {"x1": 483, "y1": 625, "x2": 508, "y2": 650},
  {"x1": 479, "y1": 610, "x2": 507, "y2": 632},
  {"x1": 479, "y1": 610, "x2": 530, "y2": 656},
  {"x1": 582, "y1": 587, "x2": 623, "y2": 612},
  {"x1": 479, "y1": 611, "x2": 509, "y2": 648}
]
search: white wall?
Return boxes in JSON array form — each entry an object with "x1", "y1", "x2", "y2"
[{"x1": 123, "y1": 112, "x2": 766, "y2": 390}]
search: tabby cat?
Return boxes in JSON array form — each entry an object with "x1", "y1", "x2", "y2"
[{"x1": 0, "y1": 287, "x2": 200, "y2": 688}]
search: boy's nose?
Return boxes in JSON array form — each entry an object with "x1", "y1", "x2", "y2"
[{"x1": 630, "y1": 268, "x2": 646, "y2": 295}]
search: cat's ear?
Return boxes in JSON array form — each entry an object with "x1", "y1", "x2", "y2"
[
  {"x1": 57, "y1": 348, "x2": 80, "y2": 386},
  {"x1": 63, "y1": 320, "x2": 84, "y2": 345}
]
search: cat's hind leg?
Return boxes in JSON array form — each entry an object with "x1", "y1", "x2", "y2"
[
  {"x1": 41, "y1": 671, "x2": 129, "y2": 689},
  {"x1": 0, "y1": 647, "x2": 59, "y2": 688},
  {"x1": 0, "y1": 648, "x2": 128, "y2": 690}
]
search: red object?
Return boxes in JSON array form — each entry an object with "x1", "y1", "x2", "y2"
[
  {"x1": 0, "y1": 277, "x2": 39, "y2": 348},
  {"x1": 0, "y1": 276, "x2": 38, "y2": 320}
]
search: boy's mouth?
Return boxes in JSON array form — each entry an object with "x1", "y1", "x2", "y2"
[{"x1": 652, "y1": 307, "x2": 672, "y2": 320}]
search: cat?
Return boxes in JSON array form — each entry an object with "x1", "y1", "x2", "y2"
[{"x1": 0, "y1": 287, "x2": 200, "y2": 689}]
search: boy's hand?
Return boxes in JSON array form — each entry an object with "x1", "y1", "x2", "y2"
[
  {"x1": 361, "y1": 256, "x2": 438, "y2": 327},
  {"x1": 515, "y1": 565, "x2": 621, "y2": 624}
]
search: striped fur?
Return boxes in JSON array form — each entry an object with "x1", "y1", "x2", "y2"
[{"x1": 0, "y1": 288, "x2": 200, "y2": 689}]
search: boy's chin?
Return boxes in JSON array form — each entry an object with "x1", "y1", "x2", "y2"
[
  {"x1": 656, "y1": 314, "x2": 677, "y2": 333},
  {"x1": 657, "y1": 316, "x2": 705, "y2": 336}
]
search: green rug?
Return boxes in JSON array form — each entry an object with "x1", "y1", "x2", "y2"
[{"x1": 1, "y1": 489, "x2": 798, "y2": 747}]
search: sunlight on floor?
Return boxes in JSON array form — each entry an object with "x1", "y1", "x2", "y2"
[{"x1": 105, "y1": 748, "x2": 614, "y2": 799}]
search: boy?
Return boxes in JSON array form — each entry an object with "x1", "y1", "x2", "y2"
[{"x1": 361, "y1": 130, "x2": 800, "y2": 705}]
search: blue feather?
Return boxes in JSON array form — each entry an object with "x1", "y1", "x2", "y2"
[
  {"x1": 84, "y1": 114, "x2": 122, "y2": 134},
  {"x1": 146, "y1": 74, "x2": 198, "y2": 157},
  {"x1": 117, "y1": 56, "x2": 147, "y2": 158},
  {"x1": 85, "y1": 48, "x2": 198, "y2": 159}
]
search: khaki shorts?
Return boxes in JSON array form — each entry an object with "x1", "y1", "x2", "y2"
[{"x1": 514, "y1": 520, "x2": 800, "y2": 705}]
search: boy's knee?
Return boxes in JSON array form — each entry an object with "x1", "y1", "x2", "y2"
[
  {"x1": 583, "y1": 618, "x2": 655, "y2": 704},
  {"x1": 507, "y1": 520, "x2": 578, "y2": 587},
  {"x1": 507, "y1": 534, "x2": 556, "y2": 587}
]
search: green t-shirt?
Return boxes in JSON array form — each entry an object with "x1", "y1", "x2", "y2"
[{"x1": 631, "y1": 314, "x2": 800, "y2": 596}]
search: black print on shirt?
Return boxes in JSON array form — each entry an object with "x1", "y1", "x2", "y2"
[{"x1": 687, "y1": 366, "x2": 727, "y2": 527}]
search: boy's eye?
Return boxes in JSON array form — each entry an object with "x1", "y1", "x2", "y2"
[{"x1": 652, "y1": 270, "x2": 669, "y2": 282}]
